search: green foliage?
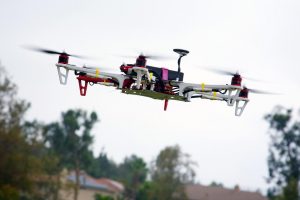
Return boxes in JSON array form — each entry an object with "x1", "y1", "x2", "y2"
[
  {"x1": 43, "y1": 109, "x2": 98, "y2": 169},
  {"x1": 0, "y1": 185, "x2": 19, "y2": 200},
  {"x1": 0, "y1": 64, "x2": 61, "y2": 200},
  {"x1": 87, "y1": 151, "x2": 119, "y2": 179},
  {"x1": 0, "y1": 67, "x2": 30, "y2": 133},
  {"x1": 279, "y1": 178, "x2": 298, "y2": 200},
  {"x1": 118, "y1": 155, "x2": 148, "y2": 199},
  {"x1": 94, "y1": 193, "x2": 114, "y2": 200},
  {"x1": 137, "y1": 145, "x2": 196, "y2": 200},
  {"x1": 42, "y1": 109, "x2": 98, "y2": 200},
  {"x1": 265, "y1": 106, "x2": 300, "y2": 200},
  {"x1": 136, "y1": 181, "x2": 156, "y2": 200},
  {"x1": 85, "y1": 152, "x2": 148, "y2": 199}
]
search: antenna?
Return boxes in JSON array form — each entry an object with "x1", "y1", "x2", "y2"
[{"x1": 173, "y1": 49, "x2": 189, "y2": 81}]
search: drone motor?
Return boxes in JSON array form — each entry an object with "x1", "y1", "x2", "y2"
[
  {"x1": 231, "y1": 74, "x2": 242, "y2": 86},
  {"x1": 239, "y1": 87, "x2": 249, "y2": 98},
  {"x1": 58, "y1": 53, "x2": 69, "y2": 64},
  {"x1": 135, "y1": 55, "x2": 147, "y2": 67}
]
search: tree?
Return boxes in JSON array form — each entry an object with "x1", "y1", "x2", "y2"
[
  {"x1": 0, "y1": 64, "x2": 30, "y2": 199},
  {"x1": 265, "y1": 106, "x2": 300, "y2": 200},
  {"x1": 209, "y1": 181, "x2": 223, "y2": 187},
  {"x1": 138, "y1": 145, "x2": 196, "y2": 200},
  {"x1": 0, "y1": 64, "x2": 59, "y2": 200},
  {"x1": 87, "y1": 151, "x2": 119, "y2": 179},
  {"x1": 118, "y1": 155, "x2": 147, "y2": 199},
  {"x1": 23, "y1": 120, "x2": 67, "y2": 200},
  {"x1": 0, "y1": 65, "x2": 29, "y2": 136},
  {"x1": 43, "y1": 109, "x2": 98, "y2": 200}
]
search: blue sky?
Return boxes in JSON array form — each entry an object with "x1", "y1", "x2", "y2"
[{"x1": 1, "y1": 0, "x2": 300, "y2": 193}]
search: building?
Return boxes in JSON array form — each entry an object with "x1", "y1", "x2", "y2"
[
  {"x1": 186, "y1": 184, "x2": 268, "y2": 200},
  {"x1": 62, "y1": 171, "x2": 124, "y2": 200}
]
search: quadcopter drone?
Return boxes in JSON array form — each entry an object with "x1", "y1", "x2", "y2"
[{"x1": 26, "y1": 47, "x2": 271, "y2": 116}]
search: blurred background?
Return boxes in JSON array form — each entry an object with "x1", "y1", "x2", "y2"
[{"x1": 0, "y1": 0, "x2": 300, "y2": 199}]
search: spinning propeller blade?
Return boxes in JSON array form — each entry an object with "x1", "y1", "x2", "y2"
[
  {"x1": 247, "y1": 88, "x2": 281, "y2": 95},
  {"x1": 143, "y1": 54, "x2": 172, "y2": 60},
  {"x1": 242, "y1": 85, "x2": 281, "y2": 95},
  {"x1": 204, "y1": 67, "x2": 236, "y2": 76},
  {"x1": 117, "y1": 53, "x2": 173, "y2": 61},
  {"x1": 22, "y1": 45, "x2": 87, "y2": 59},
  {"x1": 202, "y1": 66, "x2": 262, "y2": 82}
]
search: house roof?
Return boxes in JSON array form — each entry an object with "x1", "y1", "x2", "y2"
[
  {"x1": 185, "y1": 184, "x2": 267, "y2": 200},
  {"x1": 95, "y1": 178, "x2": 124, "y2": 193},
  {"x1": 67, "y1": 171, "x2": 108, "y2": 191},
  {"x1": 67, "y1": 171, "x2": 124, "y2": 194}
]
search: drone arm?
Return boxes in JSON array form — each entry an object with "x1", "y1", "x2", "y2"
[
  {"x1": 193, "y1": 91, "x2": 249, "y2": 116},
  {"x1": 56, "y1": 63, "x2": 128, "y2": 89},
  {"x1": 174, "y1": 81, "x2": 250, "y2": 116},
  {"x1": 171, "y1": 81, "x2": 242, "y2": 96},
  {"x1": 186, "y1": 90, "x2": 229, "y2": 102},
  {"x1": 186, "y1": 89, "x2": 249, "y2": 116}
]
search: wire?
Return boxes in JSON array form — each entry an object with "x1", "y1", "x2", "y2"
[{"x1": 219, "y1": 89, "x2": 227, "y2": 94}]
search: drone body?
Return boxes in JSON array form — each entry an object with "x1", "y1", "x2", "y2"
[
  {"x1": 24, "y1": 45, "x2": 270, "y2": 116},
  {"x1": 49, "y1": 49, "x2": 250, "y2": 116}
]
